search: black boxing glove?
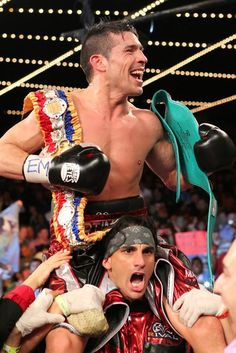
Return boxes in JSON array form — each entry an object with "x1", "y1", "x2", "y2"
[
  {"x1": 194, "y1": 123, "x2": 236, "y2": 174},
  {"x1": 23, "y1": 144, "x2": 110, "y2": 194}
]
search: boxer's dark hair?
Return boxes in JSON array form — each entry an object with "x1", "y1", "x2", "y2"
[{"x1": 80, "y1": 19, "x2": 138, "y2": 82}]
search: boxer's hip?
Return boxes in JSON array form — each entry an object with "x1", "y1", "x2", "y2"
[{"x1": 84, "y1": 195, "x2": 147, "y2": 233}]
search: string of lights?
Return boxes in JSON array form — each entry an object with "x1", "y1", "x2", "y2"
[
  {"x1": 1, "y1": 33, "x2": 78, "y2": 42},
  {"x1": 1, "y1": 56, "x2": 235, "y2": 81},
  {"x1": 0, "y1": 56, "x2": 81, "y2": 68},
  {"x1": 5, "y1": 93, "x2": 235, "y2": 117},
  {"x1": 0, "y1": 6, "x2": 235, "y2": 19},
  {"x1": 191, "y1": 94, "x2": 236, "y2": 113},
  {"x1": 0, "y1": 45, "x2": 82, "y2": 96},
  {"x1": 0, "y1": 80, "x2": 76, "y2": 91},
  {"x1": 127, "y1": 0, "x2": 166, "y2": 19},
  {"x1": 143, "y1": 33, "x2": 236, "y2": 86},
  {"x1": 0, "y1": 0, "x2": 11, "y2": 6},
  {"x1": 1, "y1": 32, "x2": 236, "y2": 52},
  {"x1": 2, "y1": 79, "x2": 234, "y2": 113},
  {"x1": 147, "y1": 40, "x2": 236, "y2": 50},
  {"x1": 1, "y1": 32, "x2": 234, "y2": 97},
  {"x1": 176, "y1": 11, "x2": 235, "y2": 19},
  {"x1": 1, "y1": 1, "x2": 235, "y2": 113}
]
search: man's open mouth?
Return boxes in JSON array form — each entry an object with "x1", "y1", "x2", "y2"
[
  {"x1": 130, "y1": 272, "x2": 145, "y2": 291},
  {"x1": 130, "y1": 70, "x2": 144, "y2": 81}
]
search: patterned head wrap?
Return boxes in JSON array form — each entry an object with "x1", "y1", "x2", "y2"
[{"x1": 104, "y1": 225, "x2": 155, "y2": 258}]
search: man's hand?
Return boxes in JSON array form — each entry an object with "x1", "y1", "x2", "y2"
[
  {"x1": 173, "y1": 288, "x2": 227, "y2": 327},
  {"x1": 55, "y1": 284, "x2": 105, "y2": 316},
  {"x1": 55, "y1": 285, "x2": 109, "y2": 337},
  {"x1": 23, "y1": 250, "x2": 72, "y2": 290},
  {"x1": 15, "y1": 289, "x2": 65, "y2": 337},
  {"x1": 194, "y1": 123, "x2": 236, "y2": 173},
  {"x1": 23, "y1": 144, "x2": 110, "y2": 194}
]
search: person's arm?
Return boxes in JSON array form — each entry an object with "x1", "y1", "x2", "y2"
[
  {"x1": 146, "y1": 118, "x2": 236, "y2": 192},
  {"x1": 0, "y1": 108, "x2": 110, "y2": 194},
  {"x1": 0, "y1": 286, "x2": 35, "y2": 348},
  {"x1": 19, "y1": 285, "x2": 107, "y2": 353},
  {"x1": 0, "y1": 251, "x2": 72, "y2": 349},
  {"x1": 0, "y1": 299, "x2": 25, "y2": 350},
  {"x1": 0, "y1": 327, "x2": 21, "y2": 353},
  {"x1": 164, "y1": 298, "x2": 226, "y2": 353},
  {"x1": 172, "y1": 287, "x2": 228, "y2": 327},
  {"x1": 4, "y1": 286, "x2": 35, "y2": 314},
  {"x1": 0, "y1": 111, "x2": 44, "y2": 180},
  {"x1": 172, "y1": 286, "x2": 234, "y2": 344},
  {"x1": 146, "y1": 132, "x2": 189, "y2": 191},
  {"x1": 22, "y1": 250, "x2": 72, "y2": 291},
  {"x1": 1, "y1": 290, "x2": 65, "y2": 353},
  {"x1": 3, "y1": 250, "x2": 72, "y2": 309}
]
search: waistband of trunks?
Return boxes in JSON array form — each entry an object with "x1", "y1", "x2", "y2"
[
  {"x1": 84, "y1": 195, "x2": 145, "y2": 215},
  {"x1": 84, "y1": 207, "x2": 147, "y2": 223}
]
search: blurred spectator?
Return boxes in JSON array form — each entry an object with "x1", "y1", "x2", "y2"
[
  {"x1": 19, "y1": 224, "x2": 35, "y2": 266},
  {"x1": 28, "y1": 205, "x2": 49, "y2": 234},
  {"x1": 156, "y1": 222, "x2": 176, "y2": 245},
  {"x1": 0, "y1": 200, "x2": 22, "y2": 278},
  {"x1": 214, "y1": 213, "x2": 236, "y2": 257},
  {"x1": 28, "y1": 226, "x2": 50, "y2": 254},
  {"x1": 169, "y1": 214, "x2": 187, "y2": 232},
  {"x1": 191, "y1": 256, "x2": 205, "y2": 283},
  {"x1": 0, "y1": 263, "x2": 12, "y2": 296}
]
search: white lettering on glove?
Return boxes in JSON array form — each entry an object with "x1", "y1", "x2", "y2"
[
  {"x1": 16, "y1": 288, "x2": 65, "y2": 337},
  {"x1": 55, "y1": 284, "x2": 105, "y2": 317},
  {"x1": 172, "y1": 288, "x2": 226, "y2": 328}
]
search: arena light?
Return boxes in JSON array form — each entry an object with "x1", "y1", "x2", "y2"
[
  {"x1": 0, "y1": 0, "x2": 12, "y2": 6},
  {"x1": 6, "y1": 31, "x2": 235, "y2": 50},
  {"x1": 129, "y1": 0, "x2": 166, "y2": 20},
  {"x1": 130, "y1": 0, "x2": 235, "y2": 25},
  {"x1": 191, "y1": 94, "x2": 236, "y2": 113},
  {"x1": 0, "y1": 80, "x2": 77, "y2": 93},
  {"x1": 143, "y1": 33, "x2": 236, "y2": 87},
  {"x1": 1, "y1": 55, "x2": 235, "y2": 80},
  {"x1": 0, "y1": 44, "x2": 82, "y2": 96},
  {"x1": 176, "y1": 11, "x2": 235, "y2": 19}
]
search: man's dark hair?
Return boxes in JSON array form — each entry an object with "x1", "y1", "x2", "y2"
[
  {"x1": 80, "y1": 19, "x2": 138, "y2": 82},
  {"x1": 101, "y1": 215, "x2": 158, "y2": 258}
]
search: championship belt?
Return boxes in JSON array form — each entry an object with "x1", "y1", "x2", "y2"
[
  {"x1": 23, "y1": 89, "x2": 110, "y2": 248},
  {"x1": 151, "y1": 89, "x2": 217, "y2": 288}
]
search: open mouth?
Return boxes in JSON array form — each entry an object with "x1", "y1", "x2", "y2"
[
  {"x1": 130, "y1": 272, "x2": 145, "y2": 291},
  {"x1": 130, "y1": 70, "x2": 144, "y2": 82}
]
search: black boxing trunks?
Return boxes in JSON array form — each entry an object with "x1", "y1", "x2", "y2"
[{"x1": 84, "y1": 195, "x2": 147, "y2": 233}]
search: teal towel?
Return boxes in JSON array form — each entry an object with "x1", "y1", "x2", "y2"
[{"x1": 151, "y1": 89, "x2": 217, "y2": 289}]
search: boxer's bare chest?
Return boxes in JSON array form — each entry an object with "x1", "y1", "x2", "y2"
[
  {"x1": 72, "y1": 97, "x2": 152, "y2": 168},
  {"x1": 70, "y1": 92, "x2": 159, "y2": 199}
]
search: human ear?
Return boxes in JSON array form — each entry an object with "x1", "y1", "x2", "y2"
[
  {"x1": 102, "y1": 258, "x2": 112, "y2": 270},
  {"x1": 89, "y1": 54, "x2": 106, "y2": 72}
]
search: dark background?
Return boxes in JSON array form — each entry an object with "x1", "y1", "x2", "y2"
[{"x1": 0, "y1": 0, "x2": 235, "y2": 139}]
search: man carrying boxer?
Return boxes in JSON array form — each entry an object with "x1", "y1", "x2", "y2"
[{"x1": 45, "y1": 215, "x2": 227, "y2": 353}]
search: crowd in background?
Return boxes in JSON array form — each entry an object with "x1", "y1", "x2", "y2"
[{"x1": 0, "y1": 165, "x2": 235, "y2": 295}]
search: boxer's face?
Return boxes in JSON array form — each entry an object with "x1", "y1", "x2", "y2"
[
  {"x1": 103, "y1": 243, "x2": 155, "y2": 302},
  {"x1": 104, "y1": 32, "x2": 147, "y2": 97}
]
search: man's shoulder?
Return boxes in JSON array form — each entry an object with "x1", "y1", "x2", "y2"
[
  {"x1": 129, "y1": 102, "x2": 154, "y2": 114},
  {"x1": 129, "y1": 103, "x2": 161, "y2": 123}
]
